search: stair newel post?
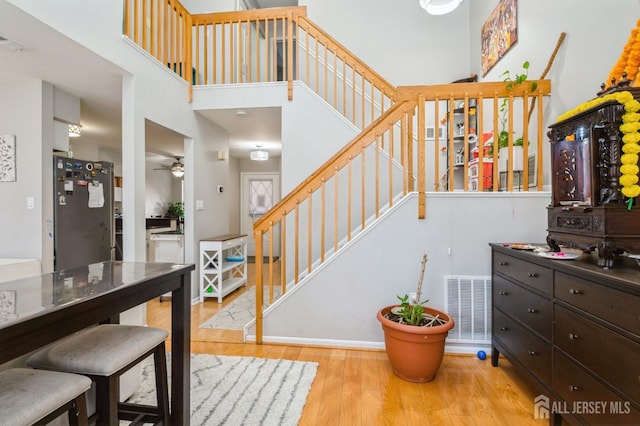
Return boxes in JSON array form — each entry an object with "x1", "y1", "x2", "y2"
[{"x1": 254, "y1": 227, "x2": 264, "y2": 344}]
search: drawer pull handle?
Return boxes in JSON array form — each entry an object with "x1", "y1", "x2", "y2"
[
  {"x1": 527, "y1": 350, "x2": 537, "y2": 356},
  {"x1": 499, "y1": 261, "x2": 508, "y2": 266},
  {"x1": 500, "y1": 327, "x2": 509, "y2": 331},
  {"x1": 499, "y1": 291, "x2": 509, "y2": 296},
  {"x1": 569, "y1": 333, "x2": 579, "y2": 340},
  {"x1": 527, "y1": 308, "x2": 537, "y2": 314},
  {"x1": 569, "y1": 288, "x2": 582, "y2": 295},
  {"x1": 569, "y1": 385, "x2": 579, "y2": 392},
  {"x1": 528, "y1": 272, "x2": 538, "y2": 278}
]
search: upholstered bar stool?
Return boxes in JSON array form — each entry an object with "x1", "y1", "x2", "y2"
[
  {"x1": 27, "y1": 324, "x2": 170, "y2": 426},
  {"x1": 0, "y1": 367, "x2": 91, "y2": 426}
]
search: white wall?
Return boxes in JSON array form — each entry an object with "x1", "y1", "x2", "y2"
[
  {"x1": 0, "y1": 80, "x2": 49, "y2": 263},
  {"x1": 249, "y1": 192, "x2": 551, "y2": 349},
  {"x1": 301, "y1": 0, "x2": 471, "y2": 85}
]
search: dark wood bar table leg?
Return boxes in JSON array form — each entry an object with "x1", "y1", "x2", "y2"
[{"x1": 171, "y1": 273, "x2": 191, "y2": 425}]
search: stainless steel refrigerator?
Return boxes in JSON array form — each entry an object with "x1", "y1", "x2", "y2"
[{"x1": 53, "y1": 155, "x2": 114, "y2": 271}]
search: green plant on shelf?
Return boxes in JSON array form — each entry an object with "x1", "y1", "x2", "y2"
[{"x1": 489, "y1": 61, "x2": 536, "y2": 154}]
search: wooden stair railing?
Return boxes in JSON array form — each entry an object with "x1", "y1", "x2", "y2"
[
  {"x1": 253, "y1": 100, "x2": 417, "y2": 343},
  {"x1": 122, "y1": 2, "x2": 553, "y2": 345}
]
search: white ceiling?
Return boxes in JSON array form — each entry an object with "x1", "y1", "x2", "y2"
[{"x1": 0, "y1": 0, "x2": 294, "y2": 161}]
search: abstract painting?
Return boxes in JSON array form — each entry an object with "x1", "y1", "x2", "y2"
[
  {"x1": 481, "y1": 0, "x2": 518, "y2": 76},
  {"x1": 0, "y1": 134, "x2": 16, "y2": 182}
]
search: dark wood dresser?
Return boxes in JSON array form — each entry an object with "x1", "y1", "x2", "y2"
[{"x1": 490, "y1": 243, "x2": 640, "y2": 425}]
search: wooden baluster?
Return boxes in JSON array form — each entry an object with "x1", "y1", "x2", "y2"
[
  {"x1": 321, "y1": 179, "x2": 325, "y2": 263},
  {"x1": 537, "y1": 91, "x2": 544, "y2": 191},
  {"x1": 333, "y1": 167, "x2": 339, "y2": 253},
  {"x1": 361, "y1": 147, "x2": 366, "y2": 231},
  {"x1": 254, "y1": 228, "x2": 263, "y2": 344},
  {"x1": 389, "y1": 126, "x2": 394, "y2": 208},
  {"x1": 348, "y1": 157, "x2": 353, "y2": 241},
  {"x1": 268, "y1": 222, "x2": 273, "y2": 303},
  {"x1": 221, "y1": 21, "x2": 226, "y2": 84},
  {"x1": 492, "y1": 93, "x2": 499, "y2": 191},
  {"x1": 280, "y1": 214, "x2": 286, "y2": 293},
  {"x1": 333, "y1": 50, "x2": 338, "y2": 110},
  {"x1": 418, "y1": 94, "x2": 426, "y2": 218},
  {"x1": 307, "y1": 190, "x2": 312, "y2": 275},
  {"x1": 375, "y1": 134, "x2": 380, "y2": 219},
  {"x1": 294, "y1": 202, "x2": 299, "y2": 284}
]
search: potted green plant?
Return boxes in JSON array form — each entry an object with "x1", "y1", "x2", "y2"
[
  {"x1": 376, "y1": 254, "x2": 455, "y2": 383},
  {"x1": 165, "y1": 202, "x2": 183, "y2": 218},
  {"x1": 165, "y1": 202, "x2": 184, "y2": 231}
]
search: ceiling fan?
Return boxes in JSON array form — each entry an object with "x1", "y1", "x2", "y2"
[{"x1": 154, "y1": 156, "x2": 184, "y2": 178}]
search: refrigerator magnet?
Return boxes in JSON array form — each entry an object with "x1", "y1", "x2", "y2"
[
  {"x1": 85, "y1": 163, "x2": 93, "y2": 171},
  {"x1": 57, "y1": 159, "x2": 63, "y2": 169},
  {"x1": 77, "y1": 180, "x2": 88, "y2": 186},
  {"x1": 64, "y1": 180, "x2": 73, "y2": 192},
  {"x1": 59, "y1": 195, "x2": 66, "y2": 205}
]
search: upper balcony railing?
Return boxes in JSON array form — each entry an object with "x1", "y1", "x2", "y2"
[{"x1": 123, "y1": 2, "x2": 396, "y2": 130}]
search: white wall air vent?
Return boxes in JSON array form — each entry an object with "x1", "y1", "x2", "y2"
[
  {"x1": 0, "y1": 35, "x2": 28, "y2": 52},
  {"x1": 444, "y1": 275, "x2": 492, "y2": 344}
]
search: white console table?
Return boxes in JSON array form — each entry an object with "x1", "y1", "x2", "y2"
[{"x1": 199, "y1": 234, "x2": 247, "y2": 303}]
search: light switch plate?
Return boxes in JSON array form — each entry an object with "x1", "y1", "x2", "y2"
[
  {"x1": 196, "y1": 200, "x2": 204, "y2": 210},
  {"x1": 27, "y1": 197, "x2": 35, "y2": 209}
]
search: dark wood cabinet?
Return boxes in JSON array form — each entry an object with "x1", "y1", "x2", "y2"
[{"x1": 491, "y1": 243, "x2": 640, "y2": 425}]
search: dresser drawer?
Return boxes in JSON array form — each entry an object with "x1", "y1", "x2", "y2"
[
  {"x1": 555, "y1": 271, "x2": 640, "y2": 336},
  {"x1": 555, "y1": 305, "x2": 640, "y2": 404},
  {"x1": 493, "y1": 309, "x2": 551, "y2": 384},
  {"x1": 553, "y1": 349, "x2": 640, "y2": 424},
  {"x1": 493, "y1": 275, "x2": 551, "y2": 340},
  {"x1": 493, "y1": 252, "x2": 551, "y2": 295}
]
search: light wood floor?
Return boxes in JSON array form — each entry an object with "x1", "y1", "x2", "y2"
[{"x1": 146, "y1": 263, "x2": 546, "y2": 425}]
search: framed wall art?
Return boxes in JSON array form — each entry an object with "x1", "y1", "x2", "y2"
[
  {"x1": 481, "y1": 0, "x2": 518, "y2": 76},
  {"x1": 0, "y1": 134, "x2": 16, "y2": 182}
]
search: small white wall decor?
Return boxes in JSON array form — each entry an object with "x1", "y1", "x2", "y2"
[{"x1": 0, "y1": 134, "x2": 16, "y2": 182}]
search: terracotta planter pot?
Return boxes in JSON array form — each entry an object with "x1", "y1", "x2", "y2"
[{"x1": 377, "y1": 305, "x2": 455, "y2": 383}]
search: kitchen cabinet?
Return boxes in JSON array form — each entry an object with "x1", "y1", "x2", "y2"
[
  {"x1": 199, "y1": 234, "x2": 247, "y2": 303},
  {"x1": 490, "y1": 243, "x2": 640, "y2": 424}
]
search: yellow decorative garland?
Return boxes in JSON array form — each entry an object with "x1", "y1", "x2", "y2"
[
  {"x1": 556, "y1": 90, "x2": 640, "y2": 200},
  {"x1": 605, "y1": 19, "x2": 640, "y2": 89}
]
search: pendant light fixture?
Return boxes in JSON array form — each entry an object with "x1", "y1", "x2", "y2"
[
  {"x1": 250, "y1": 145, "x2": 269, "y2": 161},
  {"x1": 419, "y1": 0, "x2": 463, "y2": 15}
]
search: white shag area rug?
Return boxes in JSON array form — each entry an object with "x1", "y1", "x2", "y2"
[
  {"x1": 199, "y1": 286, "x2": 281, "y2": 330},
  {"x1": 126, "y1": 353, "x2": 318, "y2": 426}
]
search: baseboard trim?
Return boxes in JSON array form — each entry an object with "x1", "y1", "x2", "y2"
[{"x1": 243, "y1": 334, "x2": 488, "y2": 355}]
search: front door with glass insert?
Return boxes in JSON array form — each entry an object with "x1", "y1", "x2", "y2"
[{"x1": 241, "y1": 173, "x2": 281, "y2": 258}]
